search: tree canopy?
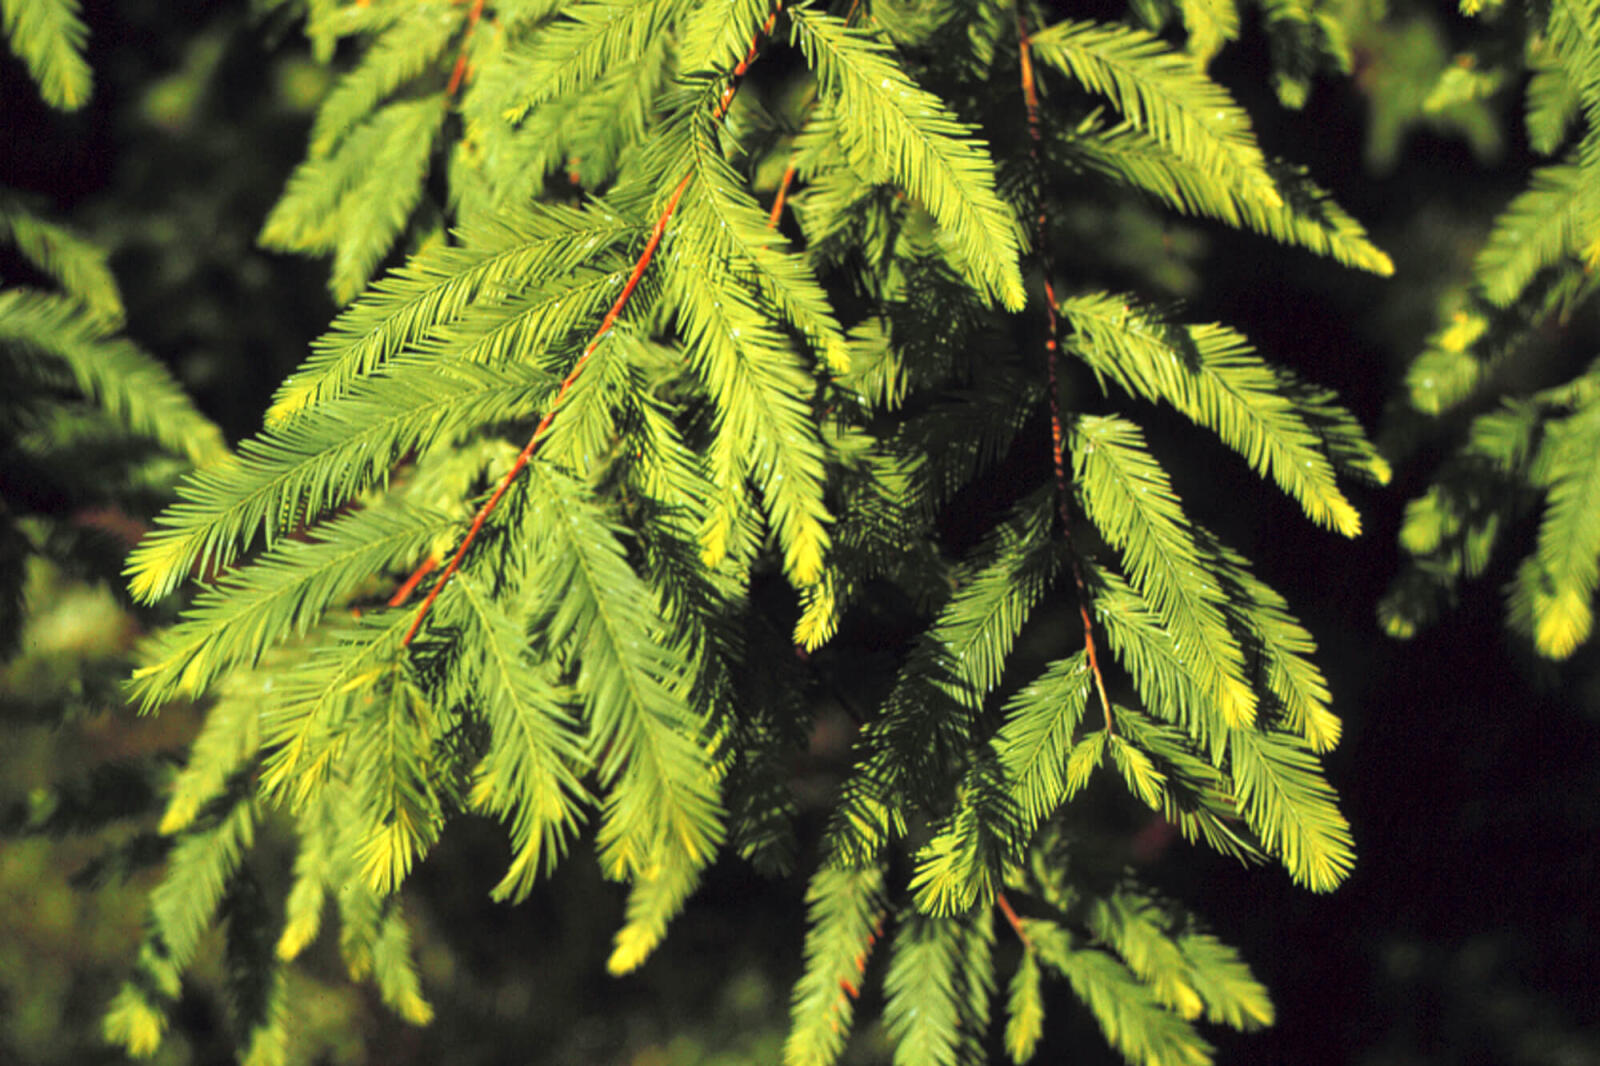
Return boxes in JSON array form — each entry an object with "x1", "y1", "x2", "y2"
[{"x1": 2, "y1": 1, "x2": 1597, "y2": 1064}]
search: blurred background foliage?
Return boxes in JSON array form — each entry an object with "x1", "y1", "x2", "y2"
[{"x1": 1, "y1": 0, "x2": 1596, "y2": 1063}]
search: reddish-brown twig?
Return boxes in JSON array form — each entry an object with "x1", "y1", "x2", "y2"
[
  {"x1": 764, "y1": 0, "x2": 864, "y2": 231},
  {"x1": 397, "y1": 9, "x2": 781, "y2": 646},
  {"x1": 400, "y1": 172, "x2": 692, "y2": 645},
  {"x1": 767, "y1": 163, "x2": 799, "y2": 227},
  {"x1": 996, "y1": 891, "x2": 1033, "y2": 951},
  {"x1": 445, "y1": 0, "x2": 487, "y2": 98},
  {"x1": 1017, "y1": 9, "x2": 1115, "y2": 736},
  {"x1": 387, "y1": 554, "x2": 438, "y2": 608}
]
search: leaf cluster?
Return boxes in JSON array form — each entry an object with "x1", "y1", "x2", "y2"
[
  {"x1": 0, "y1": 84, "x2": 226, "y2": 662},
  {"x1": 0, "y1": 0, "x2": 1398, "y2": 1063},
  {"x1": 1381, "y1": 0, "x2": 1600, "y2": 661}
]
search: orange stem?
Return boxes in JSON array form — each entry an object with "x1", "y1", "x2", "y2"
[
  {"x1": 400, "y1": 7, "x2": 782, "y2": 645},
  {"x1": 767, "y1": 163, "x2": 799, "y2": 228},
  {"x1": 996, "y1": 892, "x2": 1033, "y2": 951},
  {"x1": 764, "y1": 0, "x2": 864, "y2": 228},
  {"x1": 1017, "y1": 8, "x2": 1114, "y2": 737},
  {"x1": 446, "y1": 0, "x2": 486, "y2": 98},
  {"x1": 388, "y1": 554, "x2": 438, "y2": 607},
  {"x1": 402, "y1": 172, "x2": 693, "y2": 646}
]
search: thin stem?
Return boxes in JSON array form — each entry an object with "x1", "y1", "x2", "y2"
[
  {"x1": 387, "y1": 554, "x2": 438, "y2": 608},
  {"x1": 391, "y1": 557, "x2": 434, "y2": 610},
  {"x1": 716, "y1": 9, "x2": 780, "y2": 118},
  {"x1": 1017, "y1": 7, "x2": 1115, "y2": 737},
  {"x1": 996, "y1": 891, "x2": 1033, "y2": 951},
  {"x1": 399, "y1": 7, "x2": 782, "y2": 645},
  {"x1": 767, "y1": 163, "x2": 799, "y2": 227},
  {"x1": 402, "y1": 172, "x2": 692, "y2": 646},
  {"x1": 446, "y1": 0, "x2": 486, "y2": 98},
  {"x1": 763, "y1": 0, "x2": 861, "y2": 230}
]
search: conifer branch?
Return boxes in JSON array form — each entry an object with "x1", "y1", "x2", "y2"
[
  {"x1": 1005, "y1": 949, "x2": 1047, "y2": 1062},
  {"x1": 785, "y1": 865, "x2": 886, "y2": 1066},
  {"x1": 92, "y1": 0, "x2": 1396, "y2": 1055},
  {"x1": 788, "y1": 6, "x2": 1026, "y2": 308},
  {"x1": 1018, "y1": 8, "x2": 1116, "y2": 737},
  {"x1": 1386, "y1": 0, "x2": 1600, "y2": 658},
  {"x1": 0, "y1": 196, "x2": 123, "y2": 325},
  {"x1": 400, "y1": 2, "x2": 783, "y2": 645},
  {"x1": 0, "y1": 0, "x2": 91, "y2": 110},
  {"x1": 399, "y1": 172, "x2": 692, "y2": 645}
]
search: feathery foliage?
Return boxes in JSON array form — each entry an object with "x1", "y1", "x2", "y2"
[
  {"x1": 1028, "y1": 17, "x2": 1281, "y2": 212},
  {"x1": 0, "y1": 56, "x2": 227, "y2": 670},
  {"x1": 785, "y1": 865, "x2": 885, "y2": 1066},
  {"x1": 0, "y1": 195, "x2": 123, "y2": 324},
  {"x1": 46, "y1": 0, "x2": 1393, "y2": 1061},
  {"x1": 1383, "y1": 0, "x2": 1600, "y2": 660},
  {"x1": 1061, "y1": 122, "x2": 1393, "y2": 276},
  {"x1": 1, "y1": 289, "x2": 226, "y2": 467},
  {"x1": 0, "y1": 0, "x2": 90, "y2": 109},
  {"x1": 261, "y1": 93, "x2": 449, "y2": 305}
]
